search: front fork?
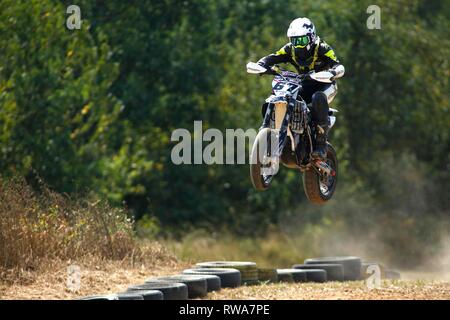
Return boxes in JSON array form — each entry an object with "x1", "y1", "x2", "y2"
[{"x1": 260, "y1": 100, "x2": 294, "y2": 159}]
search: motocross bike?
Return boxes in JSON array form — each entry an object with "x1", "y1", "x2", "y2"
[{"x1": 246, "y1": 62, "x2": 338, "y2": 204}]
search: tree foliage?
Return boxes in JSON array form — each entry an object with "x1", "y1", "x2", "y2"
[{"x1": 0, "y1": 0, "x2": 448, "y2": 238}]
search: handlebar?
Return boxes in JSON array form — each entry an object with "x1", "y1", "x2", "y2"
[
  {"x1": 268, "y1": 65, "x2": 312, "y2": 81},
  {"x1": 250, "y1": 62, "x2": 329, "y2": 83}
]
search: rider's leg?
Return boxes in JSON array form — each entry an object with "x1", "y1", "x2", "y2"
[
  {"x1": 296, "y1": 80, "x2": 315, "y2": 104},
  {"x1": 310, "y1": 83, "x2": 337, "y2": 159},
  {"x1": 311, "y1": 91, "x2": 328, "y2": 159}
]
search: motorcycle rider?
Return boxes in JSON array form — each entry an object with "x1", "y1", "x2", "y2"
[{"x1": 257, "y1": 17, "x2": 345, "y2": 159}]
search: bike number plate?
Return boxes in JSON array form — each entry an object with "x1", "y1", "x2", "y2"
[{"x1": 272, "y1": 79, "x2": 299, "y2": 94}]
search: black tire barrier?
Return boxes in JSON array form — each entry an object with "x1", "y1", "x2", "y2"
[
  {"x1": 127, "y1": 281, "x2": 188, "y2": 300},
  {"x1": 302, "y1": 269, "x2": 328, "y2": 282},
  {"x1": 117, "y1": 290, "x2": 163, "y2": 300},
  {"x1": 78, "y1": 256, "x2": 396, "y2": 300},
  {"x1": 114, "y1": 292, "x2": 144, "y2": 300},
  {"x1": 241, "y1": 269, "x2": 259, "y2": 284},
  {"x1": 196, "y1": 261, "x2": 257, "y2": 268},
  {"x1": 276, "y1": 270, "x2": 294, "y2": 283},
  {"x1": 152, "y1": 275, "x2": 208, "y2": 298},
  {"x1": 305, "y1": 256, "x2": 362, "y2": 281},
  {"x1": 183, "y1": 268, "x2": 241, "y2": 288},
  {"x1": 196, "y1": 274, "x2": 221, "y2": 292},
  {"x1": 79, "y1": 295, "x2": 117, "y2": 300},
  {"x1": 292, "y1": 263, "x2": 344, "y2": 281},
  {"x1": 276, "y1": 269, "x2": 307, "y2": 283},
  {"x1": 196, "y1": 261, "x2": 258, "y2": 284},
  {"x1": 174, "y1": 273, "x2": 221, "y2": 292},
  {"x1": 257, "y1": 268, "x2": 278, "y2": 283}
]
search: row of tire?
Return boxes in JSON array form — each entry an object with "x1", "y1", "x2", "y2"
[{"x1": 80, "y1": 256, "x2": 401, "y2": 300}]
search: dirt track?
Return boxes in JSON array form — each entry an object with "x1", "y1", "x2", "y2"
[
  {"x1": 205, "y1": 271, "x2": 450, "y2": 300},
  {"x1": 205, "y1": 280, "x2": 450, "y2": 300},
  {"x1": 206, "y1": 270, "x2": 450, "y2": 300}
]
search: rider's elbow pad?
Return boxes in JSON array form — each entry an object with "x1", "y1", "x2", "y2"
[{"x1": 333, "y1": 64, "x2": 345, "y2": 78}]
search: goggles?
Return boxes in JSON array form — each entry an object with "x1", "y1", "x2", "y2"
[{"x1": 291, "y1": 35, "x2": 310, "y2": 48}]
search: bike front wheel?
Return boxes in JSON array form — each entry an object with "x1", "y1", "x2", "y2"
[{"x1": 250, "y1": 128, "x2": 279, "y2": 191}]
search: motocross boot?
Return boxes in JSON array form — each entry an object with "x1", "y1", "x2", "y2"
[{"x1": 310, "y1": 91, "x2": 329, "y2": 160}]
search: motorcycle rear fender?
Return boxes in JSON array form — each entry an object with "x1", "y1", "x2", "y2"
[
  {"x1": 329, "y1": 107, "x2": 339, "y2": 114},
  {"x1": 329, "y1": 115, "x2": 336, "y2": 128},
  {"x1": 328, "y1": 107, "x2": 338, "y2": 128}
]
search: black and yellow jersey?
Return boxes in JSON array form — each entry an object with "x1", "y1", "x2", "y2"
[{"x1": 258, "y1": 37, "x2": 341, "y2": 74}]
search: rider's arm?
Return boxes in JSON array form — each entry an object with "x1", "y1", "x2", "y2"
[
  {"x1": 257, "y1": 44, "x2": 292, "y2": 68},
  {"x1": 330, "y1": 64, "x2": 345, "y2": 80},
  {"x1": 318, "y1": 42, "x2": 345, "y2": 80}
]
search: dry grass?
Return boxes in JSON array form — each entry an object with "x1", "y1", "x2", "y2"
[
  {"x1": 0, "y1": 241, "x2": 188, "y2": 300},
  {"x1": 0, "y1": 177, "x2": 189, "y2": 299},
  {"x1": 0, "y1": 178, "x2": 180, "y2": 286}
]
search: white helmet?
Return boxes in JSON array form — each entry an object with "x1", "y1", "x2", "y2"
[{"x1": 286, "y1": 17, "x2": 317, "y2": 50}]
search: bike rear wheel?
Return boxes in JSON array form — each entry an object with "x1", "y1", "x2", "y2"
[{"x1": 303, "y1": 142, "x2": 338, "y2": 204}]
